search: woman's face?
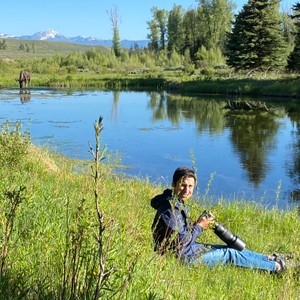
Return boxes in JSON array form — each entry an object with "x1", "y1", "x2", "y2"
[{"x1": 173, "y1": 176, "x2": 195, "y2": 201}]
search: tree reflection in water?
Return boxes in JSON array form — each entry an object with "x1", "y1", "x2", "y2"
[
  {"x1": 149, "y1": 93, "x2": 299, "y2": 204},
  {"x1": 2, "y1": 89, "x2": 300, "y2": 207},
  {"x1": 287, "y1": 108, "x2": 300, "y2": 202},
  {"x1": 225, "y1": 111, "x2": 280, "y2": 187}
]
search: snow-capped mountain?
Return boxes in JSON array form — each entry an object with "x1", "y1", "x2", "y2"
[
  {"x1": 33, "y1": 29, "x2": 62, "y2": 40},
  {"x1": 0, "y1": 29, "x2": 149, "y2": 49},
  {"x1": 0, "y1": 33, "x2": 18, "y2": 39}
]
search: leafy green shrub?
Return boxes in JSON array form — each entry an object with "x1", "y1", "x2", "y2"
[
  {"x1": 184, "y1": 64, "x2": 195, "y2": 75},
  {"x1": 0, "y1": 121, "x2": 30, "y2": 170},
  {"x1": 200, "y1": 67, "x2": 215, "y2": 79}
]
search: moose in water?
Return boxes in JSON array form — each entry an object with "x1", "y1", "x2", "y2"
[{"x1": 17, "y1": 71, "x2": 31, "y2": 88}]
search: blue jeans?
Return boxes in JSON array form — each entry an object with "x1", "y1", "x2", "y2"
[{"x1": 200, "y1": 245, "x2": 276, "y2": 271}]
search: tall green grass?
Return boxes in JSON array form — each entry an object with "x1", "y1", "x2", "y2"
[
  {"x1": 1, "y1": 69, "x2": 300, "y2": 99},
  {"x1": 0, "y1": 121, "x2": 300, "y2": 299}
]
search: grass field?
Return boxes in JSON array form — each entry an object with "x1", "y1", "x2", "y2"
[
  {"x1": 0, "y1": 38, "x2": 109, "y2": 60},
  {"x1": 1, "y1": 39, "x2": 300, "y2": 299},
  {"x1": 0, "y1": 121, "x2": 300, "y2": 299}
]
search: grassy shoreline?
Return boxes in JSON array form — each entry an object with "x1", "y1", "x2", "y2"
[
  {"x1": 1, "y1": 72, "x2": 300, "y2": 99},
  {"x1": 0, "y1": 122, "x2": 300, "y2": 299},
  {"x1": 1, "y1": 38, "x2": 299, "y2": 99}
]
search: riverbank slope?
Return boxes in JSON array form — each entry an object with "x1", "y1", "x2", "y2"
[{"x1": 0, "y1": 122, "x2": 299, "y2": 299}]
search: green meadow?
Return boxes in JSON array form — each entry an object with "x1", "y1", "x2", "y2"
[
  {"x1": 1, "y1": 38, "x2": 300, "y2": 299},
  {"x1": 1, "y1": 121, "x2": 300, "y2": 299},
  {"x1": 0, "y1": 39, "x2": 110, "y2": 60}
]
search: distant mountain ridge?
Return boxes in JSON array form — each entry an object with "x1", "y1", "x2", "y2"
[{"x1": 0, "y1": 29, "x2": 149, "y2": 49}]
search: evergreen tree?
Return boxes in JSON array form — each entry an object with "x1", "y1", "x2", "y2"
[
  {"x1": 287, "y1": 2, "x2": 300, "y2": 72},
  {"x1": 226, "y1": 0, "x2": 288, "y2": 72},
  {"x1": 281, "y1": 10, "x2": 296, "y2": 47}
]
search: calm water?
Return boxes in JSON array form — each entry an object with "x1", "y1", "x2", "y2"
[{"x1": 1, "y1": 88, "x2": 300, "y2": 210}]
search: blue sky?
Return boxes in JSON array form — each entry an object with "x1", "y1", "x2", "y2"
[{"x1": 0, "y1": 0, "x2": 295, "y2": 40}]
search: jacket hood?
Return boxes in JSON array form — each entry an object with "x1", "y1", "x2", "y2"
[{"x1": 150, "y1": 189, "x2": 173, "y2": 210}]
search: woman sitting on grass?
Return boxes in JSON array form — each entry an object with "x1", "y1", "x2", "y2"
[{"x1": 151, "y1": 166, "x2": 294, "y2": 273}]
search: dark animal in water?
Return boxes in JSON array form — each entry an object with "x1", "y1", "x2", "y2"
[{"x1": 18, "y1": 71, "x2": 31, "y2": 88}]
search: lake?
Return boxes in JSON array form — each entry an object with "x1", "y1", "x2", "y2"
[{"x1": 1, "y1": 88, "x2": 300, "y2": 210}]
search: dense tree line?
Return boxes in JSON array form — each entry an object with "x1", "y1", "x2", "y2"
[
  {"x1": 147, "y1": 0, "x2": 235, "y2": 67},
  {"x1": 146, "y1": 0, "x2": 300, "y2": 73},
  {"x1": 226, "y1": 0, "x2": 288, "y2": 72},
  {"x1": 288, "y1": 2, "x2": 300, "y2": 71},
  {"x1": 1, "y1": 0, "x2": 300, "y2": 76}
]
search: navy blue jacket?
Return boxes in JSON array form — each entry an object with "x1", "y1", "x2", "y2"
[{"x1": 151, "y1": 189, "x2": 207, "y2": 261}]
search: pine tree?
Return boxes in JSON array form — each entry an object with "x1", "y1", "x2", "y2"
[
  {"x1": 226, "y1": 0, "x2": 288, "y2": 72},
  {"x1": 287, "y1": 2, "x2": 300, "y2": 72}
]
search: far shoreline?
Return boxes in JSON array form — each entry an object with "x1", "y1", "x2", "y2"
[{"x1": 1, "y1": 73, "x2": 300, "y2": 99}]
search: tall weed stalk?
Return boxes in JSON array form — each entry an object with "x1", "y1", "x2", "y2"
[
  {"x1": 89, "y1": 117, "x2": 114, "y2": 299},
  {"x1": 60, "y1": 117, "x2": 115, "y2": 299}
]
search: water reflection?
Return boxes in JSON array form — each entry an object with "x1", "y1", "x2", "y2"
[
  {"x1": 2, "y1": 89, "x2": 300, "y2": 209},
  {"x1": 287, "y1": 110, "x2": 300, "y2": 202},
  {"x1": 19, "y1": 89, "x2": 31, "y2": 104},
  {"x1": 149, "y1": 93, "x2": 226, "y2": 133},
  {"x1": 111, "y1": 91, "x2": 120, "y2": 122},
  {"x1": 225, "y1": 111, "x2": 280, "y2": 187},
  {"x1": 148, "y1": 92, "x2": 300, "y2": 206}
]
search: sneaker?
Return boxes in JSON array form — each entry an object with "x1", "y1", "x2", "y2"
[
  {"x1": 279, "y1": 259, "x2": 286, "y2": 271},
  {"x1": 274, "y1": 259, "x2": 286, "y2": 274},
  {"x1": 276, "y1": 258, "x2": 300, "y2": 275},
  {"x1": 272, "y1": 253, "x2": 293, "y2": 262}
]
